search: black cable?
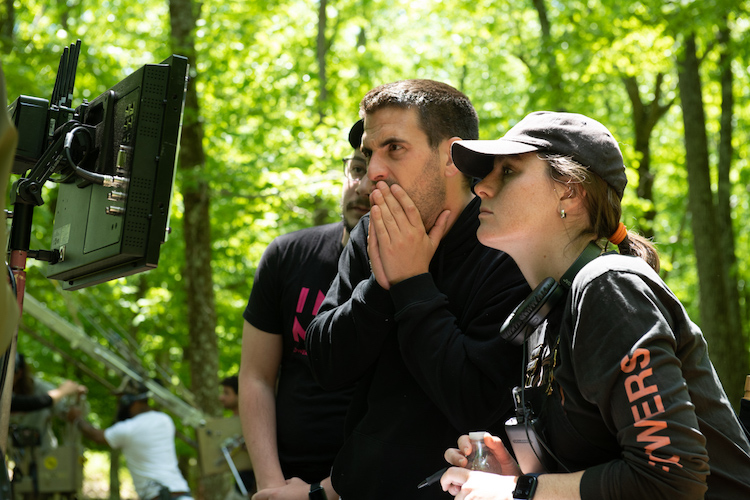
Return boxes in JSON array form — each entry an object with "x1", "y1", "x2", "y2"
[
  {"x1": 0, "y1": 328, "x2": 12, "y2": 394},
  {"x1": 50, "y1": 170, "x2": 77, "y2": 183},
  {"x1": 63, "y1": 126, "x2": 91, "y2": 169},
  {"x1": 63, "y1": 125, "x2": 128, "y2": 189},
  {"x1": 62, "y1": 125, "x2": 110, "y2": 186},
  {"x1": 6, "y1": 260, "x2": 17, "y2": 298}
]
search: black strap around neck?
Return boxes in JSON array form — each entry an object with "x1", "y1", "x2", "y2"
[
  {"x1": 499, "y1": 241, "x2": 602, "y2": 346},
  {"x1": 558, "y1": 241, "x2": 601, "y2": 290}
]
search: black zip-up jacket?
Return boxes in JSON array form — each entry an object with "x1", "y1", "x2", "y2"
[
  {"x1": 541, "y1": 254, "x2": 750, "y2": 499},
  {"x1": 306, "y1": 198, "x2": 529, "y2": 499}
]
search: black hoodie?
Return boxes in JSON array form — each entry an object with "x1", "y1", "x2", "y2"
[{"x1": 307, "y1": 197, "x2": 529, "y2": 499}]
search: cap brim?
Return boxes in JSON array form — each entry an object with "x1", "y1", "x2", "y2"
[{"x1": 452, "y1": 140, "x2": 540, "y2": 178}]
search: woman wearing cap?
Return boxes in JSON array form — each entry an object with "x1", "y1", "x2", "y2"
[{"x1": 439, "y1": 112, "x2": 750, "y2": 499}]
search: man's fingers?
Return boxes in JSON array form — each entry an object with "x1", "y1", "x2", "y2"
[
  {"x1": 388, "y1": 183, "x2": 423, "y2": 228},
  {"x1": 368, "y1": 209, "x2": 379, "y2": 253},
  {"x1": 368, "y1": 181, "x2": 435, "y2": 286},
  {"x1": 370, "y1": 189, "x2": 397, "y2": 237},
  {"x1": 368, "y1": 211, "x2": 390, "y2": 290},
  {"x1": 370, "y1": 182, "x2": 426, "y2": 232},
  {"x1": 372, "y1": 182, "x2": 413, "y2": 229},
  {"x1": 369, "y1": 204, "x2": 391, "y2": 245}
]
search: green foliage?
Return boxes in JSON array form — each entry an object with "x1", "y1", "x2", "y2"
[{"x1": 4, "y1": 0, "x2": 750, "y2": 466}]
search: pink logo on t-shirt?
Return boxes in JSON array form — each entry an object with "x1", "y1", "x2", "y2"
[{"x1": 291, "y1": 288, "x2": 327, "y2": 347}]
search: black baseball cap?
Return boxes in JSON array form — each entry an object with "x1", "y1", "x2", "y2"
[
  {"x1": 348, "y1": 119, "x2": 364, "y2": 149},
  {"x1": 452, "y1": 111, "x2": 627, "y2": 198}
]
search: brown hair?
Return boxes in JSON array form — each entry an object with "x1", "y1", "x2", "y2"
[
  {"x1": 543, "y1": 154, "x2": 660, "y2": 272},
  {"x1": 359, "y1": 79, "x2": 479, "y2": 149},
  {"x1": 220, "y1": 375, "x2": 238, "y2": 394}
]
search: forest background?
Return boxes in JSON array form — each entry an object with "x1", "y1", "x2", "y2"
[{"x1": 2, "y1": 0, "x2": 750, "y2": 498}]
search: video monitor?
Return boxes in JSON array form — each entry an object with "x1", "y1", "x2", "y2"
[{"x1": 41, "y1": 55, "x2": 189, "y2": 289}]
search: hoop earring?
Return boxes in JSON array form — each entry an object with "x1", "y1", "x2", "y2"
[{"x1": 560, "y1": 209, "x2": 566, "y2": 219}]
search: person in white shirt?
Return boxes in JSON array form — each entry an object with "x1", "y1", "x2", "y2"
[{"x1": 69, "y1": 389, "x2": 192, "y2": 500}]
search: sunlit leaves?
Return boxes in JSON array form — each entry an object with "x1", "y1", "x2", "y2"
[{"x1": 4, "y1": 0, "x2": 750, "y2": 438}]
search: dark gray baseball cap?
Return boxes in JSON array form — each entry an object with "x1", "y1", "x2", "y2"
[
  {"x1": 348, "y1": 119, "x2": 364, "y2": 149},
  {"x1": 452, "y1": 111, "x2": 627, "y2": 198}
]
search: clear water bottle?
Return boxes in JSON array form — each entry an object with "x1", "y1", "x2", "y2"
[{"x1": 466, "y1": 431, "x2": 501, "y2": 472}]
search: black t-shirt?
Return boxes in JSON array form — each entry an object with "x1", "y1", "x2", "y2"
[{"x1": 244, "y1": 222, "x2": 354, "y2": 483}]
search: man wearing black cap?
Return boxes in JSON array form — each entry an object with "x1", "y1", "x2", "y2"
[
  {"x1": 239, "y1": 120, "x2": 370, "y2": 500},
  {"x1": 306, "y1": 80, "x2": 529, "y2": 499},
  {"x1": 69, "y1": 389, "x2": 192, "y2": 500}
]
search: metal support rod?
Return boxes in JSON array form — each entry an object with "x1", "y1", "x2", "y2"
[
  {"x1": 22, "y1": 294, "x2": 206, "y2": 428},
  {"x1": 221, "y1": 445, "x2": 248, "y2": 497},
  {"x1": 0, "y1": 249, "x2": 27, "y2": 454}
]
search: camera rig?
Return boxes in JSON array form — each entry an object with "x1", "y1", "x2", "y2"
[
  {"x1": 7, "y1": 40, "x2": 188, "y2": 290},
  {"x1": 2, "y1": 42, "x2": 252, "y2": 499}
]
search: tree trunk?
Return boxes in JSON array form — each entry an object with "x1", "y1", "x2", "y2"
[
  {"x1": 677, "y1": 32, "x2": 744, "y2": 402},
  {"x1": 1, "y1": 0, "x2": 14, "y2": 52},
  {"x1": 716, "y1": 23, "x2": 747, "y2": 394},
  {"x1": 169, "y1": 0, "x2": 223, "y2": 497},
  {"x1": 622, "y1": 74, "x2": 672, "y2": 239},
  {"x1": 109, "y1": 448, "x2": 121, "y2": 500},
  {"x1": 530, "y1": 0, "x2": 564, "y2": 108}
]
